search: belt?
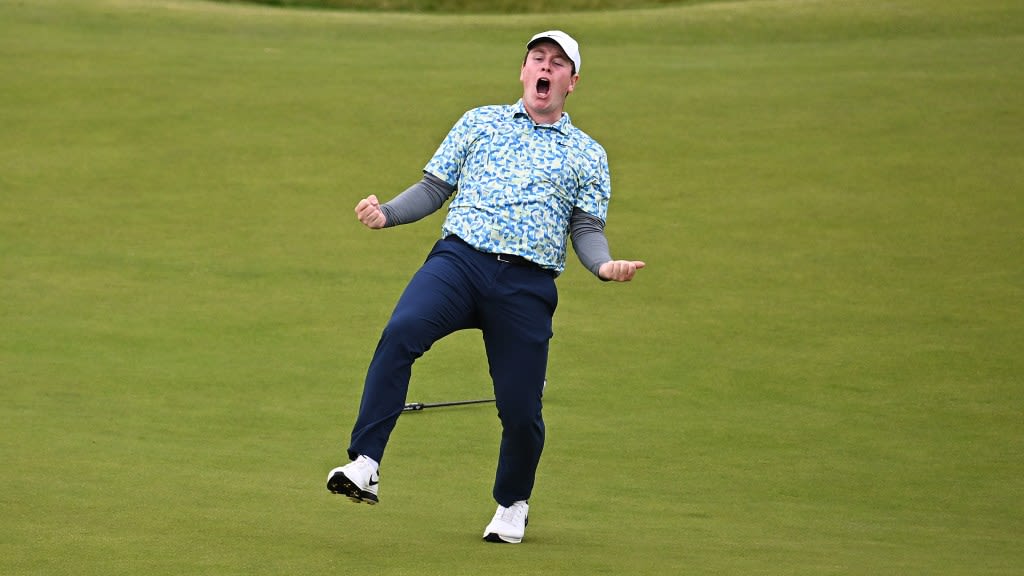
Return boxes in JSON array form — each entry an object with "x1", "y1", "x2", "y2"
[{"x1": 446, "y1": 235, "x2": 553, "y2": 275}]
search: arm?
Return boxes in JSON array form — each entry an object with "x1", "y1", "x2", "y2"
[
  {"x1": 354, "y1": 172, "x2": 456, "y2": 229},
  {"x1": 570, "y1": 208, "x2": 646, "y2": 282}
]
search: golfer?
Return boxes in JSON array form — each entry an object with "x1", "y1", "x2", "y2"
[{"x1": 327, "y1": 30, "x2": 644, "y2": 544}]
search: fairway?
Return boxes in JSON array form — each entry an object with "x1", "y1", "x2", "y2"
[{"x1": 2, "y1": 0, "x2": 1022, "y2": 574}]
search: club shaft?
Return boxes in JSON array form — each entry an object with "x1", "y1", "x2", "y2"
[{"x1": 402, "y1": 398, "x2": 495, "y2": 412}]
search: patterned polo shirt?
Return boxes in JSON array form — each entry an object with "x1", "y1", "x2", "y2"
[{"x1": 425, "y1": 99, "x2": 610, "y2": 274}]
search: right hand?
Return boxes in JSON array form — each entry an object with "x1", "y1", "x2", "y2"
[{"x1": 354, "y1": 194, "x2": 386, "y2": 229}]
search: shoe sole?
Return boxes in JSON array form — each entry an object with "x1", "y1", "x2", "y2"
[
  {"x1": 483, "y1": 532, "x2": 522, "y2": 544},
  {"x1": 326, "y1": 471, "x2": 378, "y2": 505}
]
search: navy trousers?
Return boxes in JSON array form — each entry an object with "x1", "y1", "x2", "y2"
[{"x1": 347, "y1": 236, "x2": 557, "y2": 506}]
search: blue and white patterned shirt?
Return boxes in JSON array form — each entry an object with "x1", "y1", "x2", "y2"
[{"x1": 425, "y1": 99, "x2": 610, "y2": 274}]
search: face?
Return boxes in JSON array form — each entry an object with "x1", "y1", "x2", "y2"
[{"x1": 520, "y1": 41, "x2": 579, "y2": 124}]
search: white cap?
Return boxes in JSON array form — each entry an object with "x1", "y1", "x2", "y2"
[{"x1": 527, "y1": 30, "x2": 581, "y2": 75}]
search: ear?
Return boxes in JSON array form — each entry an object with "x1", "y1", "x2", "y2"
[{"x1": 567, "y1": 74, "x2": 579, "y2": 94}]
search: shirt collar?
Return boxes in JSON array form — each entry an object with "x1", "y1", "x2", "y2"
[{"x1": 512, "y1": 99, "x2": 572, "y2": 134}]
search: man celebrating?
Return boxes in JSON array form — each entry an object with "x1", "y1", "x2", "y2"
[{"x1": 327, "y1": 30, "x2": 645, "y2": 544}]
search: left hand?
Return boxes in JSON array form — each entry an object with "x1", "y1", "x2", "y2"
[{"x1": 599, "y1": 260, "x2": 646, "y2": 282}]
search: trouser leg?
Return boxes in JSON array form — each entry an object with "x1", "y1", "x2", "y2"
[
  {"x1": 482, "y1": 266, "x2": 557, "y2": 506},
  {"x1": 347, "y1": 241, "x2": 477, "y2": 463}
]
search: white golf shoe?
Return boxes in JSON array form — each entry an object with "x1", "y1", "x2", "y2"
[
  {"x1": 326, "y1": 455, "x2": 379, "y2": 505},
  {"x1": 483, "y1": 500, "x2": 529, "y2": 543}
]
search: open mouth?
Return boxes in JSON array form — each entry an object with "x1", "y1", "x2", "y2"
[{"x1": 536, "y1": 78, "x2": 550, "y2": 96}]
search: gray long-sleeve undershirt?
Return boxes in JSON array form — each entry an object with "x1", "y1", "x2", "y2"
[{"x1": 379, "y1": 173, "x2": 613, "y2": 278}]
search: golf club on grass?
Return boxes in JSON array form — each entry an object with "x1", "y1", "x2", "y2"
[
  {"x1": 403, "y1": 380, "x2": 546, "y2": 412},
  {"x1": 402, "y1": 398, "x2": 495, "y2": 412}
]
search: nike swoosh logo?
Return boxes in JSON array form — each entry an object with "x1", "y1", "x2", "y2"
[{"x1": 369, "y1": 479, "x2": 379, "y2": 486}]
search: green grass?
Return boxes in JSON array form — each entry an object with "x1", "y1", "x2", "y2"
[
  {"x1": 2, "y1": 0, "x2": 1022, "y2": 574},
  {"x1": 216, "y1": 0, "x2": 709, "y2": 14}
]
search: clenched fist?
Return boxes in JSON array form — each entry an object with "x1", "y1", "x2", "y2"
[{"x1": 354, "y1": 194, "x2": 386, "y2": 229}]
